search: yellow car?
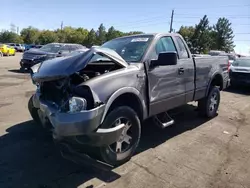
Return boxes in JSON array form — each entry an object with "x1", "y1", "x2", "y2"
[{"x1": 0, "y1": 44, "x2": 16, "y2": 56}]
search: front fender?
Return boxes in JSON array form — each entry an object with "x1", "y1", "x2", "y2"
[{"x1": 100, "y1": 87, "x2": 147, "y2": 124}]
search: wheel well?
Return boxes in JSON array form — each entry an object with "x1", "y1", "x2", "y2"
[
  {"x1": 211, "y1": 74, "x2": 223, "y2": 90},
  {"x1": 107, "y1": 93, "x2": 143, "y2": 122}
]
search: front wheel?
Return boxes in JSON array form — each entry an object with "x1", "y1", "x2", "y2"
[
  {"x1": 99, "y1": 106, "x2": 141, "y2": 166},
  {"x1": 198, "y1": 86, "x2": 220, "y2": 118}
]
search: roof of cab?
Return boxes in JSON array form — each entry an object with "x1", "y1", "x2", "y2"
[{"x1": 109, "y1": 32, "x2": 182, "y2": 40}]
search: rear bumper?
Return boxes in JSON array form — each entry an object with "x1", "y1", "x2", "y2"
[
  {"x1": 230, "y1": 78, "x2": 250, "y2": 86},
  {"x1": 32, "y1": 93, "x2": 125, "y2": 147}
]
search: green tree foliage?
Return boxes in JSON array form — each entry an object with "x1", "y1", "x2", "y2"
[
  {"x1": 191, "y1": 15, "x2": 212, "y2": 53},
  {"x1": 37, "y1": 30, "x2": 59, "y2": 44},
  {"x1": 0, "y1": 19, "x2": 235, "y2": 53},
  {"x1": 178, "y1": 16, "x2": 235, "y2": 54},
  {"x1": 84, "y1": 28, "x2": 97, "y2": 47},
  {"x1": 106, "y1": 26, "x2": 125, "y2": 41},
  {"x1": 60, "y1": 26, "x2": 88, "y2": 44},
  {"x1": 178, "y1": 26, "x2": 195, "y2": 50},
  {"x1": 96, "y1": 23, "x2": 106, "y2": 45},
  {"x1": 0, "y1": 31, "x2": 23, "y2": 43},
  {"x1": 20, "y1": 26, "x2": 39, "y2": 44},
  {"x1": 212, "y1": 18, "x2": 235, "y2": 52}
]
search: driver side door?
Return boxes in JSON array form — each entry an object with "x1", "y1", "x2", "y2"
[{"x1": 147, "y1": 36, "x2": 186, "y2": 116}]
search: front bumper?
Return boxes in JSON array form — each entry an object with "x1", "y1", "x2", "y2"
[
  {"x1": 20, "y1": 59, "x2": 38, "y2": 69},
  {"x1": 32, "y1": 93, "x2": 125, "y2": 147}
]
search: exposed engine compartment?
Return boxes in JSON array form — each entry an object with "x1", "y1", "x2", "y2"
[
  {"x1": 70, "y1": 62, "x2": 122, "y2": 85},
  {"x1": 39, "y1": 61, "x2": 123, "y2": 112}
]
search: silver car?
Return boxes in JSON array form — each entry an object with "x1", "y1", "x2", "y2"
[{"x1": 229, "y1": 57, "x2": 250, "y2": 86}]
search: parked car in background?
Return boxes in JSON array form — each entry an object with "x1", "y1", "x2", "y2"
[
  {"x1": 229, "y1": 57, "x2": 250, "y2": 87},
  {"x1": 66, "y1": 47, "x2": 89, "y2": 56},
  {"x1": 0, "y1": 44, "x2": 16, "y2": 56},
  {"x1": 35, "y1": 45, "x2": 43, "y2": 49},
  {"x1": 208, "y1": 50, "x2": 237, "y2": 66},
  {"x1": 8, "y1": 43, "x2": 25, "y2": 52},
  {"x1": 28, "y1": 33, "x2": 230, "y2": 166},
  {"x1": 25, "y1": 44, "x2": 36, "y2": 51},
  {"x1": 20, "y1": 43, "x2": 85, "y2": 71}
]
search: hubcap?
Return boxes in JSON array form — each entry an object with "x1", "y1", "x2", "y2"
[
  {"x1": 110, "y1": 118, "x2": 132, "y2": 153},
  {"x1": 209, "y1": 92, "x2": 218, "y2": 112}
]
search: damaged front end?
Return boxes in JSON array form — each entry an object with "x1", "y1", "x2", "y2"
[{"x1": 29, "y1": 47, "x2": 127, "y2": 147}]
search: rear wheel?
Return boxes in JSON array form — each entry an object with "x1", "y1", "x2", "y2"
[
  {"x1": 99, "y1": 106, "x2": 141, "y2": 166},
  {"x1": 198, "y1": 86, "x2": 220, "y2": 118}
]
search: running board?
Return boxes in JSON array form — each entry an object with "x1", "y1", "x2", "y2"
[{"x1": 153, "y1": 112, "x2": 175, "y2": 129}]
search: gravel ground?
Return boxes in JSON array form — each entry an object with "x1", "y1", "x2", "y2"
[{"x1": 0, "y1": 54, "x2": 250, "y2": 188}]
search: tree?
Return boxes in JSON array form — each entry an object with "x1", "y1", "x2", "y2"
[
  {"x1": 84, "y1": 29, "x2": 97, "y2": 47},
  {"x1": 178, "y1": 26, "x2": 195, "y2": 50},
  {"x1": 191, "y1": 15, "x2": 212, "y2": 54},
  {"x1": 37, "y1": 30, "x2": 58, "y2": 44},
  {"x1": 0, "y1": 31, "x2": 23, "y2": 43},
  {"x1": 96, "y1": 24, "x2": 106, "y2": 45},
  {"x1": 66, "y1": 27, "x2": 88, "y2": 44},
  {"x1": 106, "y1": 26, "x2": 124, "y2": 41},
  {"x1": 212, "y1": 17, "x2": 235, "y2": 52},
  {"x1": 20, "y1": 26, "x2": 40, "y2": 44}
]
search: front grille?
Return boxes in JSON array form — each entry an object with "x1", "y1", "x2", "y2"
[
  {"x1": 23, "y1": 53, "x2": 45, "y2": 60},
  {"x1": 231, "y1": 72, "x2": 250, "y2": 80},
  {"x1": 40, "y1": 79, "x2": 70, "y2": 107}
]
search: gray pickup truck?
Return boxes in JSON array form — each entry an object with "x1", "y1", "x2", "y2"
[{"x1": 28, "y1": 33, "x2": 230, "y2": 166}]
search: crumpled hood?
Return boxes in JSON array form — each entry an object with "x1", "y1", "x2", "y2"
[{"x1": 32, "y1": 47, "x2": 128, "y2": 82}]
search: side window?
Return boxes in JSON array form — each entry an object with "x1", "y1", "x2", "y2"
[
  {"x1": 174, "y1": 36, "x2": 189, "y2": 59},
  {"x1": 61, "y1": 45, "x2": 70, "y2": 52},
  {"x1": 70, "y1": 45, "x2": 78, "y2": 51},
  {"x1": 150, "y1": 36, "x2": 176, "y2": 60}
]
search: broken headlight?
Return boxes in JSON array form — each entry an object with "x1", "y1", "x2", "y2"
[{"x1": 68, "y1": 97, "x2": 87, "y2": 113}]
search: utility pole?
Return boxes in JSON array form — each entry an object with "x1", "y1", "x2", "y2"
[
  {"x1": 169, "y1": 9, "x2": 174, "y2": 33},
  {"x1": 10, "y1": 23, "x2": 16, "y2": 33},
  {"x1": 60, "y1": 21, "x2": 63, "y2": 31}
]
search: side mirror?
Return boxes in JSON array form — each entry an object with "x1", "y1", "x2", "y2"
[{"x1": 150, "y1": 52, "x2": 178, "y2": 68}]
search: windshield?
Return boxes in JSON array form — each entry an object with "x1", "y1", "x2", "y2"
[
  {"x1": 101, "y1": 35, "x2": 153, "y2": 62},
  {"x1": 39, "y1": 43, "x2": 63, "y2": 53},
  {"x1": 67, "y1": 49, "x2": 89, "y2": 57},
  {"x1": 232, "y1": 59, "x2": 250, "y2": 67}
]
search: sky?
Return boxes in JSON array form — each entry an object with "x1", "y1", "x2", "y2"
[{"x1": 1, "y1": 0, "x2": 249, "y2": 55}]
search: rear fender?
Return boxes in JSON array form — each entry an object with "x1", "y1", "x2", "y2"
[{"x1": 206, "y1": 72, "x2": 223, "y2": 96}]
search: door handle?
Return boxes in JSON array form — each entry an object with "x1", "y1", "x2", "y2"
[{"x1": 178, "y1": 68, "x2": 185, "y2": 75}]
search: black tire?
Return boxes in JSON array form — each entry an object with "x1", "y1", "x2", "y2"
[
  {"x1": 28, "y1": 95, "x2": 41, "y2": 125},
  {"x1": 198, "y1": 86, "x2": 220, "y2": 118},
  {"x1": 99, "y1": 106, "x2": 141, "y2": 166}
]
